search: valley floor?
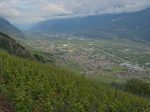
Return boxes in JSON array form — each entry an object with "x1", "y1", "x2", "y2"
[{"x1": 22, "y1": 34, "x2": 150, "y2": 84}]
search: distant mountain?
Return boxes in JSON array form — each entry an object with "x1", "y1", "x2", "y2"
[
  {"x1": 0, "y1": 18, "x2": 25, "y2": 38},
  {"x1": 32, "y1": 8, "x2": 150, "y2": 41}
]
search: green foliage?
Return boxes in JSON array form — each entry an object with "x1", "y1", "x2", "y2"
[
  {"x1": 0, "y1": 32, "x2": 52, "y2": 63},
  {"x1": 33, "y1": 53, "x2": 45, "y2": 63},
  {"x1": 0, "y1": 32, "x2": 31, "y2": 58},
  {"x1": 33, "y1": 52, "x2": 55, "y2": 64},
  {"x1": 0, "y1": 51, "x2": 150, "y2": 112},
  {"x1": 125, "y1": 78, "x2": 150, "y2": 97}
]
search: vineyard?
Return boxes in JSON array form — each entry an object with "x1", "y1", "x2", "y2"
[{"x1": 0, "y1": 50, "x2": 150, "y2": 112}]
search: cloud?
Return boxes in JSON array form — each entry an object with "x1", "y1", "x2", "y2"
[
  {"x1": 63, "y1": 0, "x2": 150, "y2": 14},
  {"x1": 0, "y1": 0, "x2": 150, "y2": 24}
]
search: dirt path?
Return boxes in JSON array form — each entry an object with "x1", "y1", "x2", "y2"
[{"x1": 0, "y1": 94, "x2": 14, "y2": 112}]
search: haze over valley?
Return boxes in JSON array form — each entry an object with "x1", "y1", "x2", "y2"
[{"x1": 0, "y1": 0, "x2": 150, "y2": 112}]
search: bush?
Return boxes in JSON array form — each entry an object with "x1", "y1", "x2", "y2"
[{"x1": 125, "y1": 78, "x2": 150, "y2": 97}]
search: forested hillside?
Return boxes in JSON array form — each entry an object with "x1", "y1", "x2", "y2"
[
  {"x1": 0, "y1": 32, "x2": 31, "y2": 58},
  {"x1": 0, "y1": 32, "x2": 50, "y2": 63},
  {"x1": 0, "y1": 51, "x2": 149, "y2": 112}
]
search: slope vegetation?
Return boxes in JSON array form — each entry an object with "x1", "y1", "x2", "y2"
[
  {"x1": 0, "y1": 51, "x2": 149, "y2": 112},
  {"x1": 0, "y1": 32, "x2": 31, "y2": 58}
]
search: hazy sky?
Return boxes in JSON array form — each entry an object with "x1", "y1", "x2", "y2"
[{"x1": 0, "y1": 0, "x2": 150, "y2": 24}]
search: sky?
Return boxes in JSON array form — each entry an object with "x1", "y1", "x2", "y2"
[{"x1": 0, "y1": 0, "x2": 150, "y2": 25}]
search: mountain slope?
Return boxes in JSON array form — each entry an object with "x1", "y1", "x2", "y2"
[
  {"x1": 0, "y1": 32, "x2": 31, "y2": 58},
  {"x1": 0, "y1": 32, "x2": 54, "y2": 63},
  {"x1": 32, "y1": 8, "x2": 150, "y2": 41},
  {"x1": 0, "y1": 18, "x2": 25, "y2": 39},
  {"x1": 0, "y1": 51, "x2": 150, "y2": 112}
]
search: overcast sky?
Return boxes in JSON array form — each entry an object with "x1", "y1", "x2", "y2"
[{"x1": 0, "y1": 0, "x2": 150, "y2": 24}]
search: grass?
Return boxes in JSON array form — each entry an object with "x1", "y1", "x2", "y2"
[{"x1": 0, "y1": 50, "x2": 150, "y2": 111}]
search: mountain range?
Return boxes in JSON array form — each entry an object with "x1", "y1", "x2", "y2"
[
  {"x1": 32, "y1": 8, "x2": 150, "y2": 41},
  {"x1": 0, "y1": 17, "x2": 25, "y2": 39}
]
